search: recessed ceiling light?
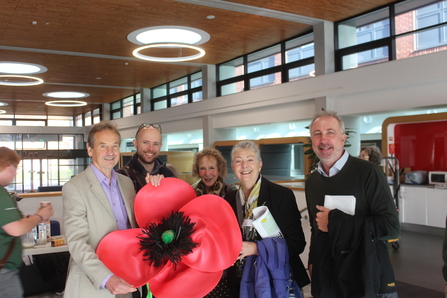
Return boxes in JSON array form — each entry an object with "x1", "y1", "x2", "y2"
[
  {"x1": 0, "y1": 62, "x2": 47, "y2": 74},
  {"x1": 43, "y1": 91, "x2": 90, "y2": 98},
  {"x1": 206, "y1": 15, "x2": 215, "y2": 19},
  {"x1": 45, "y1": 100, "x2": 88, "y2": 107},
  {"x1": 128, "y1": 26, "x2": 210, "y2": 46},
  {"x1": 132, "y1": 43, "x2": 205, "y2": 62},
  {"x1": 0, "y1": 75, "x2": 44, "y2": 86},
  {"x1": 0, "y1": 110, "x2": 6, "y2": 114},
  {"x1": 0, "y1": 102, "x2": 8, "y2": 106}
]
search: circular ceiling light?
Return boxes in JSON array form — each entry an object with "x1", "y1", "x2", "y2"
[
  {"x1": 128, "y1": 26, "x2": 210, "y2": 46},
  {"x1": 0, "y1": 110, "x2": 6, "y2": 114},
  {"x1": 0, "y1": 62, "x2": 48, "y2": 74},
  {"x1": 45, "y1": 100, "x2": 88, "y2": 107},
  {"x1": 43, "y1": 91, "x2": 90, "y2": 98},
  {"x1": 0, "y1": 75, "x2": 44, "y2": 86},
  {"x1": 132, "y1": 43, "x2": 205, "y2": 62},
  {"x1": 0, "y1": 102, "x2": 9, "y2": 106}
]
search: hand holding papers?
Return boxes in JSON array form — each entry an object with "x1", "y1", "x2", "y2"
[
  {"x1": 252, "y1": 206, "x2": 283, "y2": 238},
  {"x1": 324, "y1": 195, "x2": 356, "y2": 215}
]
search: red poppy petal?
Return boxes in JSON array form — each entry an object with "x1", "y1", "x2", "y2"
[
  {"x1": 134, "y1": 178, "x2": 196, "y2": 228},
  {"x1": 96, "y1": 229, "x2": 163, "y2": 287},
  {"x1": 179, "y1": 194, "x2": 242, "y2": 272},
  {"x1": 150, "y1": 261, "x2": 222, "y2": 298}
]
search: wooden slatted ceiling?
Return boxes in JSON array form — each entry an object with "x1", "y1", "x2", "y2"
[
  {"x1": 227, "y1": 0, "x2": 397, "y2": 21},
  {"x1": 0, "y1": 0, "x2": 397, "y2": 116}
]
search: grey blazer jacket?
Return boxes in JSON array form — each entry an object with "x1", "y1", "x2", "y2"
[{"x1": 62, "y1": 166, "x2": 136, "y2": 298}]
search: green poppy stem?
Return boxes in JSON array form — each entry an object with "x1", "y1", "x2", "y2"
[{"x1": 145, "y1": 283, "x2": 153, "y2": 298}]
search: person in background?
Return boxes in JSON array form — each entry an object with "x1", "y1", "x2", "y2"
[
  {"x1": 191, "y1": 147, "x2": 237, "y2": 198},
  {"x1": 305, "y1": 110, "x2": 399, "y2": 298},
  {"x1": 225, "y1": 140, "x2": 310, "y2": 297},
  {"x1": 0, "y1": 147, "x2": 54, "y2": 298},
  {"x1": 443, "y1": 215, "x2": 447, "y2": 298},
  {"x1": 116, "y1": 123, "x2": 175, "y2": 192},
  {"x1": 359, "y1": 145, "x2": 383, "y2": 166},
  {"x1": 63, "y1": 121, "x2": 137, "y2": 298}
]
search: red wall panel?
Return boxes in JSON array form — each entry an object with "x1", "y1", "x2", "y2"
[{"x1": 394, "y1": 121, "x2": 447, "y2": 171}]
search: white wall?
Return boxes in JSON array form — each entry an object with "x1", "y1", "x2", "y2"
[
  {"x1": 2, "y1": 50, "x2": 446, "y2": 148},
  {"x1": 17, "y1": 195, "x2": 65, "y2": 234},
  {"x1": 112, "y1": 50, "x2": 447, "y2": 147}
]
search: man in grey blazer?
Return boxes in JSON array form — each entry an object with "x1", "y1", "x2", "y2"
[{"x1": 63, "y1": 121, "x2": 138, "y2": 298}]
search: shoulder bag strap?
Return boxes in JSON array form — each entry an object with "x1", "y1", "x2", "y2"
[{"x1": 0, "y1": 239, "x2": 15, "y2": 269}]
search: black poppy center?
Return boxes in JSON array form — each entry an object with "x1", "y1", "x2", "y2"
[{"x1": 138, "y1": 211, "x2": 198, "y2": 268}]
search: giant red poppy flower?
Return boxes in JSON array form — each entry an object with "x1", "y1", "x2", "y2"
[{"x1": 97, "y1": 178, "x2": 242, "y2": 298}]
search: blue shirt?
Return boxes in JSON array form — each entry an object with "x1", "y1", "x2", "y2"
[
  {"x1": 317, "y1": 150, "x2": 349, "y2": 177},
  {"x1": 90, "y1": 164, "x2": 130, "y2": 230},
  {"x1": 90, "y1": 164, "x2": 131, "y2": 289}
]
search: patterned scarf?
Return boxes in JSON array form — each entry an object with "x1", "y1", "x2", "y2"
[
  {"x1": 193, "y1": 176, "x2": 225, "y2": 197},
  {"x1": 238, "y1": 174, "x2": 262, "y2": 219}
]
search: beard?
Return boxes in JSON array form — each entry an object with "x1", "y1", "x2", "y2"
[{"x1": 137, "y1": 150, "x2": 158, "y2": 165}]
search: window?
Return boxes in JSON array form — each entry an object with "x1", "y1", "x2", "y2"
[
  {"x1": 92, "y1": 108, "x2": 101, "y2": 124},
  {"x1": 123, "y1": 96, "x2": 135, "y2": 117},
  {"x1": 16, "y1": 120, "x2": 46, "y2": 126},
  {"x1": 219, "y1": 57, "x2": 244, "y2": 81},
  {"x1": 0, "y1": 133, "x2": 88, "y2": 193},
  {"x1": 84, "y1": 111, "x2": 92, "y2": 126},
  {"x1": 0, "y1": 114, "x2": 77, "y2": 127},
  {"x1": 415, "y1": 1, "x2": 447, "y2": 49},
  {"x1": 150, "y1": 72, "x2": 203, "y2": 110},
  {"x1": 47, "y1": 116, "x2": 74, "y2": 127},
  {"x1": 217, "y1": 33, "x2": 315, "y2": 95},
  {"x1": 286, "y1": 43, "x2": 314, "y2": 63},
  {"x1": 221, "y1": 81, "x2": 245, "y2": 96},
  {"x1": 246, "y1": 45, "x2": 281, "y2": 89},
  {"x1": 110, "y1": 93, "x2": 140, "y2": 120},
  {"x1": 170, "y1": 77, "x2": 188, "y2": 94},
  {"x1": 75, "y1": 106, "x2": 102, "y2": 125},
  {"x1": 171, "y1": 95, "x2": 188, "y2": 106},
  {"x1": 289, "y1": 63, "x2": 315, "y2": 81},
  {"x1": 336, "y1": 0, "x2": 447, "y2": 70},
  {"x1": 154, "y1": 100, "x2": 168, "y2": 110}
]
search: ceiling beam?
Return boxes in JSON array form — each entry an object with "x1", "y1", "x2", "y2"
[
  {"x1": 174, "y1": 0, "x2": 324, "y2": 25},
  {"x1": 0, "y1": 45, "x2": 208, "y2": 67}
]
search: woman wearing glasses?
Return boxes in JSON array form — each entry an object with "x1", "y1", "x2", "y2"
[{"x1": 359, "y1": 146, "x2": 383, "y2": 166}]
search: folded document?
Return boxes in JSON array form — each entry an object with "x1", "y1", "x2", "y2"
[
  {"x1": 324, "y1": 195, "x2": 356, "y2": 215},
  {"x1": 252, "y1": 206, "x2": 283, "y2": 238}
]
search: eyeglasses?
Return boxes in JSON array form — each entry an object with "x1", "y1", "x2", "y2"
[
  {"x1": 358, "y1": 155, "x2": 369, "y2": 159},
  {"x1": 136, "y1": 123, "x2": 162, "y2": 137}
]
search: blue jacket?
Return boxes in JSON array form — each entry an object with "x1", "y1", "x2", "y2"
[{"x1": 240, "y1": 238, "x2": 302, "y2": 298}]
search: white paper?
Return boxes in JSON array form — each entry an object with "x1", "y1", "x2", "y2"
[
  {"x1": 252, "y1": 206, "x2": 283, "y2": 238},
  {"x1": 324, "y1": 195, "x2": 356, "y2": 215}
]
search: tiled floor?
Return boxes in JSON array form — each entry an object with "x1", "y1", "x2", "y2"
[{"x1": 390, "y1": 227, "x2": 445, "y2": 297}]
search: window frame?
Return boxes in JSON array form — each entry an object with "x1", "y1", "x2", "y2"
[
  {"x1": 335, "y1": 0, "x2": 447, "y2": 71},
  {"x1": 150, "y1": 71, "x2": 203, "y2": 110},
  {"x1": 75, "y1": 106, "x2": 102, "y2": 125},
  {"x1": 216, "y1": 33, "x2": 315, "y2": 97},
  {"x1": 110, "y1": 93, "x2": 140, "y2": 120}
]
